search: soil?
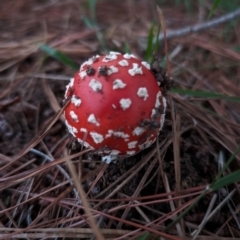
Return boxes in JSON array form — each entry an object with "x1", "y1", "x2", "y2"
[{"x1": 1, "y1": 0, "x2": 240, "y2": 239}]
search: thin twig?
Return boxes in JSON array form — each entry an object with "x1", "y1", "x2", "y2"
[
  {"x1": 139, "y1": 8, "x2": 240, "y2": 49},
  {"x1": 157, "y1": 7, "x2": 240, "y2": 41},
  {"x1": 65, "y1": 155, "x2": 105, "y2": 240}
]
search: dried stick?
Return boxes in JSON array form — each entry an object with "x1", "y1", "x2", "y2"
[{"x1": 158, "y1": 7, "x2": 240, "y2": 42}]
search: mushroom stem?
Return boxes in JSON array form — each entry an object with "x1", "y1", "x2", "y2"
[{"x1": 101, "y1": 155, "x2": 118, "y2": 164}]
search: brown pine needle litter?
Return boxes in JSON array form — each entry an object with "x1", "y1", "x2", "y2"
[{"x1": 1, "y1": 0, "x2": 240, "y2": 239}]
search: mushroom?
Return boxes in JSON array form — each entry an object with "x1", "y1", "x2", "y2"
[{"x1": 64, "y1": 52, "x2": 167, "y2": 163}]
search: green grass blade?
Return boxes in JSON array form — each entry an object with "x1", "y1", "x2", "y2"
[
  {"x1": 151, "y1": 25, "x2": 161, "y2": 64},
  {"x1": 88, "y1": 0, "x2": 98, "y2": 21},
  {"x1": 136, "y1": 232, "x2": 149, "y2": 240},
  {"x1": 183, "y1": 0, "x2": 192, "y2": 13},
  {"x1": 145, "y1": 23, "x2": 154, "y2": 63},
  {"x1": 211, "y1": 170, "x2": 240, "y2": 191},
  {"x1": 82, "y1": 0, "x2": 107, "y2": 52},
  {"x1": 153, "y1": 25, "x2": 161, "y2": 52},
  {"x1": 82, "y1": 16, "x2": 94, "y2": 28},
  {"x1": 171, "y1": 88, "x2": 240, "y2": 102},
  {"x1": 208, "y1": 0, "x2": 222, "y2": 19},
  {"x1": 145, "y1": 23, "x2": 161, "y2": 64},
  {"x1": 40, "y1": 44, "x2": 79, "y2": 70},
  {"x1": 124, "y1": 42, "x2": 130, "y2": 54},
  {"x1": 212, "y1": 144, "x2": 240, "y2": 183}
]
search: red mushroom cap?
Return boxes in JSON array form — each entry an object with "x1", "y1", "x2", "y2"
[{"x1": 64, "y1": 52, "x2": 166, "y2": 160}]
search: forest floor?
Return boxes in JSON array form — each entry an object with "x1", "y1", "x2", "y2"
[{"x1": 0, "y1": 0, "x2": 240, "y2": 239}]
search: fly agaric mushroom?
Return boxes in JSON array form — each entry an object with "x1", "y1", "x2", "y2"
[{"x1": 64, "y1": 52, "x2": 167, "y2": 163}]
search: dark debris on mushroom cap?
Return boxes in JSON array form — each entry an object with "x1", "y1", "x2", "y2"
[{"x1": 151, "y1": 52, "x2": 173, "y2": 96}]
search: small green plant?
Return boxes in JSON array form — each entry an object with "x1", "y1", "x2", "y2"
[
  {"x1": 82, "y1": 0, "x2": 98, "y2": 28},
  {"x1": 171, "y1": 88, "x2": 240, "y2": 102},
  {"x1": 136, "y1": 232, "x2": 149, "y2": 240},
  {"x1": 40, "y1": 44, "x2": 79, "y2": 70},
  {"x1": 145, "y1": 23, "x2": 161, "y2": 64},
  {"x1": 124, "y1": 42, "x2": 131, "y2": 54},
  {"x1": 82, "y1": 0, "x2": 107, "y2": 51},
  {"x1": 208, "y1": 0, "x2": 222, "y2": 19}
]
